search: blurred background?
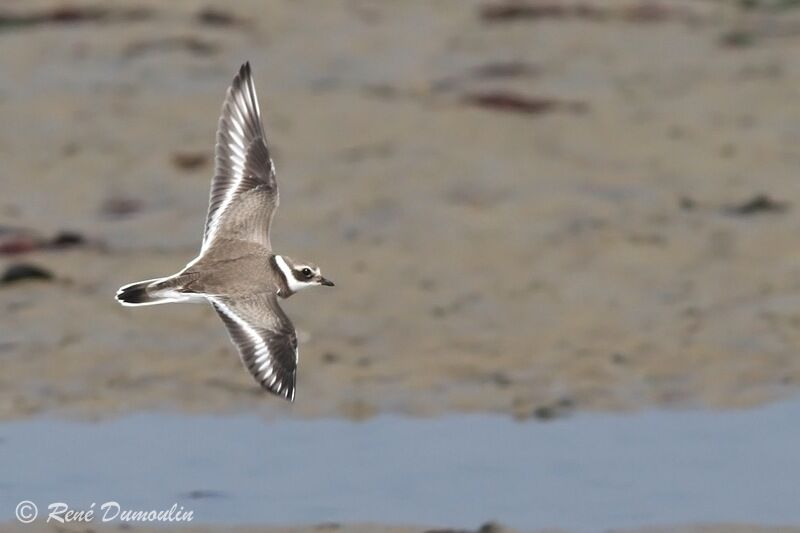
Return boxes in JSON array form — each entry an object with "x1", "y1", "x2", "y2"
[{"x1": 1, "y1": 0, "x2": 800, "y2": 532}]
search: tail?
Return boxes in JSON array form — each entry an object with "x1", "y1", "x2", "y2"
[{"x1": 116, "y1": 277, "x2": 183, "y2": 307}]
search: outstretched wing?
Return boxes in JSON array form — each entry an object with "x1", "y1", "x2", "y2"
[
  {"x1": 203, "y1": 62, "x2": 278, "y2": 251},
  {"x1": 209, "y1": 294, "x2": 298, "y2": 401}
]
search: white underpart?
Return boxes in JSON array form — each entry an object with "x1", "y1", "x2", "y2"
[
  {"x1": 275, "y1": 255, "x2": 315, "y2": 293},
  {"x1": 210, "y1": 297, "x2": 278, "y2": 386},
  {"x1": 170, "y1": 292, "x2": 210, "y2": 304},
  {"x1": 116, "y1": 298, "x2": 184, "y2": 307},
  {"x1": 203, "y1": 157, "x2": 242, "y2": 249}
]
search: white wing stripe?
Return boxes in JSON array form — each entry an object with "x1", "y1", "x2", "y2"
[
  {"x1": 235, "y1": 92, "x2": 249, "y2": 122},
  {"x1": 204, "y1": 172, "x2": 242, "y2": 250},
  {"x1": 210, "y1": 297, "x2": 292, "y2": 393},
  {"x1": 211, "y1": 298, "x2": 270, "y2": 364},
  {"x1": 203, "y1": 109, "x2": 252, "y2": 249},
  {"x1": 227, "y1": 125, "x2": 244, "y2": 144},
  {"x1": 231, "y1": 109, "x2": 245, "y2": 137},
  {"x1": 203, "y1": 64, "x2": 275, "y2": 252},
  {"x1": 229, "y1": 147, "x2": 245, "y2": 161},
  {"x1": 251, "y1": 84, "x2": 261, "y2": 117}
]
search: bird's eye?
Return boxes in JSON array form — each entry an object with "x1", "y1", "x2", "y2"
[{"x1": 301, "y1": 268, "x2": 313, "y2": 279}]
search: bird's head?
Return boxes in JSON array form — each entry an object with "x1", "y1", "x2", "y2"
[{"x1": 274, "y1": 255, "x2": 334, "y2": 296}]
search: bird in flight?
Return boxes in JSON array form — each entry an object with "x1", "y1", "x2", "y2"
[{"x1": 116, "y1": 62, "x2": 334, "y2": 402}]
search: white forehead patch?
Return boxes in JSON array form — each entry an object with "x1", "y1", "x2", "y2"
[{"x1": 275, "y1": 255, "x2": 315, "y2": 293}]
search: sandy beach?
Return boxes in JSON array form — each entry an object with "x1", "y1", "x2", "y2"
[{"x1": 1, "y1": 1, "x2": 799, "y2": 531}]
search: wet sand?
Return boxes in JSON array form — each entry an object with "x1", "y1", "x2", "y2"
[
  {"x1": 2, "y1": 0, "x2": 800, "y2": 423},
  {"x1": 6, "y1": 4, "x2": 800, "y2": 532}
]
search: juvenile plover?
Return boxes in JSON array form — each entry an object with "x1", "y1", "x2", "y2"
[{"x1": 116, "y1": 62, "x2": 334, "y2": 402}]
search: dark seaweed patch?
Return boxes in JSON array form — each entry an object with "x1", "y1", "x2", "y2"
[
  {"x1": 723, "y1": 194, "x2": 789, "y2": 216},
  {"x1": 0, "y1": 6, "x2": 151, "y2": 31},
  {"x1": 462, "y1": 91, "x2": 587, "y2": 115},
  {"x1": 1, "y1": 263, "x2": 54, "y2": 284}
]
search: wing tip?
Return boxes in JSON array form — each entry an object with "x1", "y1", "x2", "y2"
[
  {"x1": 222, "y1": 60, "x2": 262, "y2": 131},
  {"x1": 251, "y1": 359, "x2": 295, "y2": 403},
  {"x1": 257, "y1": 365, "x2": 295, "y2": 402},
  {"x1": 226, "y1": 61, "x2": 252, "y2": 97},
  {"x1": 237, "y1": 61, "x2": 252, "y2": 85},
  {"x1": 263, "y1": 376, "x2": 296, "y2": 403}
]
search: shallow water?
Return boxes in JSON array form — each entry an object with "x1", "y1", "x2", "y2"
[{"x1": 1, "y1": 401, "x2": 799, "y2": 532}]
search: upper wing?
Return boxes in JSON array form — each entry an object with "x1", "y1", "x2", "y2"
[
  {"x1": 203, "y1": 62, "x2": 278, "y2": 251},
  {"x1": 209, "y1": 294, "x2": 298, "y2": 401}
]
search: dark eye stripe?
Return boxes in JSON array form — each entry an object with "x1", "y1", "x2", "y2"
[{"x1": 295, "y1": 268, "x2": 314, "y2": 281}]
